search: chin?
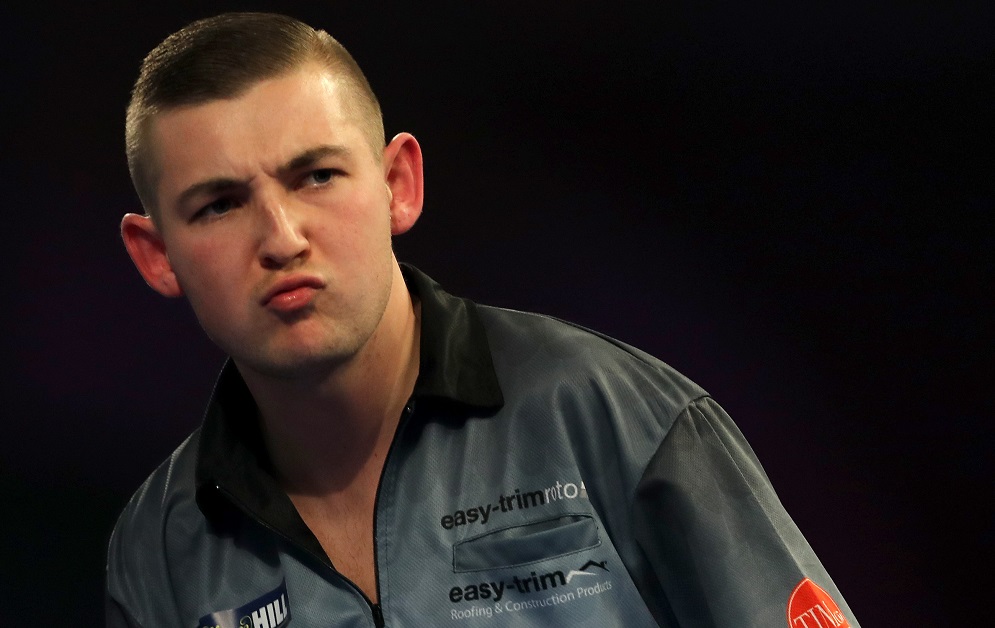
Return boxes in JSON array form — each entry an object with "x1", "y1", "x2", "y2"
[{"x1": 236, "y1": 343, "x2": 358, "y2": 382}]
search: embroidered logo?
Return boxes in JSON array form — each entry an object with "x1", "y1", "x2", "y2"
[
  {"x1": 448, "y1": 557, "x2": 615, "y2": 620},
  {"x1": 787, "y1": 578, "x2": 850, "y2": 628},
  {"x1": 198, "y1": 580, "x2": 291, "y2": 628},
  {"x1": 449, "y1": 558, "x2": 612, "y2": 604},
  {"x1": 440, "y1": 479, "x2": 589, "y2": 529},
  {"x1": 565, "y1": 560, "x2": 609, "y2": 584}
]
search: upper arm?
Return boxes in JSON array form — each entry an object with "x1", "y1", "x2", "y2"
[{"x1": 631, "y1": 397, "x2": 859, "y2": 628}]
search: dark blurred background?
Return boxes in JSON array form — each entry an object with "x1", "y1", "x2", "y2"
[{"x1": 1, "y1": 1, "x2": 991, "y2": 625}]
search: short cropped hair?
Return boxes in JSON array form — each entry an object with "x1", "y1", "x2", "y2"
[{"x1": 126, "y1": 12, "x2": 384, "y2": 217}]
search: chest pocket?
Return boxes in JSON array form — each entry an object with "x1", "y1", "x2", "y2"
[{"x1": 453, "y1": 514, "x2": 600, "y2": 572}]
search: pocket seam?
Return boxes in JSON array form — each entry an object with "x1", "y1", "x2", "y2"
[{"x1": 452, "y1": 512, "x2": 602, "y2": 573}]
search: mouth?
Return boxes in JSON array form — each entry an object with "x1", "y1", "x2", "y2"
[{"x1": 261, "y1": 275, "x2": 325, "y2": 313}]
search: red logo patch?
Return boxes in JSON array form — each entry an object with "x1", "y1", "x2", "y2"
[{"x1": 787, "y1": 578, "x2": 850, "y2": 628}]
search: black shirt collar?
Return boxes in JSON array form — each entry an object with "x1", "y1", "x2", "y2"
[
  {"x1": 403, "y1": 264, "x2": 503, "y2": 407},
  {"x1": 194, "y1": 264, "x2": 503, "y2": 532}
]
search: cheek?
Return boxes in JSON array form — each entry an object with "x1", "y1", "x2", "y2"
[
  {"x1": 323, "y1": 195, "x2": 392, "y2": 254},
  {"x1": 170, "y1": 238, "x2": 244, "y2": 294}
]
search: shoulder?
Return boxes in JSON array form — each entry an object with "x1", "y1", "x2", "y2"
[
  {"x1": 106, "y1": 430, "x2": 203, "y2": 616},
  {"x1": 476, "y1": 304, "x2": 707, "y2": 431},
  {"x1": 109, "y1": 429, "x2": 202, "y2": 542}
]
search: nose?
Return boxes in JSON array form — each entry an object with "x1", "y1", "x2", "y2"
[{"x1": 256, "y1": 194, "x2": 309, "y2": 268}]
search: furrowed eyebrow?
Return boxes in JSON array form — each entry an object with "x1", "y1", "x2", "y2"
[
  {"x1": 175, "y1": 178, "x2": 244, "y2": 210},
  {"x1": 279, "y1": 144, "x2": 352, "y2": 175},
  {"x1": 172, "y1": 145, "x2": 352, "y2": 210}
]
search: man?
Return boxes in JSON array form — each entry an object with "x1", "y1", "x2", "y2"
[{"x1": 107, "y1": 12, "x2": 859, "y2": 628}]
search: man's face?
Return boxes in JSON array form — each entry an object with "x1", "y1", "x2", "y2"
[{"x1": 145, "y1": 64, "x2": 398, "y2": 379}]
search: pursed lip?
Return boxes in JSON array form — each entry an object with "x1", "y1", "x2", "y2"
[{"x1": 260, "y1": 274, "x2": 326, "y2": 307}]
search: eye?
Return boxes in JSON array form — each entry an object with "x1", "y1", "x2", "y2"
[
  {"x1": 303, "y1": 168, "x2": 339, "y2": 187},
  {"x1": 193, "y1": 197, "x2": 237, "y2": 221}
]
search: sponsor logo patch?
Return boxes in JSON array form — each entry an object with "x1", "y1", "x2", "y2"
[
  {"x1": 448, "y1": 558, "x2": 615, "y2": 620},
  {"x1": 199, "y1": 580, "x2": 291, "y2": 628},
  {"x1": 787, "y1": 578, "x2": 850, "y2": 628},
  {"x1": 449, "y1": 559, "x2": 609, "y2": 604},
  {"x1": 440, "y1": 480, "x2": 588, "y2": 530}
]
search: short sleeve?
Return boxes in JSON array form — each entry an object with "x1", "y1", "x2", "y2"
[{"x1": 632, "y1": 397, "x2": 859, "y2": 627}]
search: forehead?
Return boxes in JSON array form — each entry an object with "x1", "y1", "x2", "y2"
[{"x1": 149, "y1": 65, "x2": 372, "y2": 205}]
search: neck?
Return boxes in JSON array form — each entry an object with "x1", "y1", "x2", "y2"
[{"x1": 238, "y1": 262, "x2": 421, "y2": 497}]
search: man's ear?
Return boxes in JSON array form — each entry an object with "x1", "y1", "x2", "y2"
[
  {"x1": 120, "y1": 213, "x2": 183, "y2": 297},
  {"x1": 383, "y1": 132, "x2": 424, "y2": 235}
]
